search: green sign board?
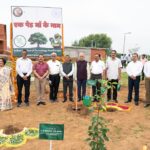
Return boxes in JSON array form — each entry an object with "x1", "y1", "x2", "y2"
[{"x1": 39, "y1": 124, "x2": 64, "y2": 140}]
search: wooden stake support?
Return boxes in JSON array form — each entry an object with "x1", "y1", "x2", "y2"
[{"x1": 72, "y1": 81, "x2": 81, "y2": 111}]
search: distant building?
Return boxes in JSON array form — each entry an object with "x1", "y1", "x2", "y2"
[
  {"x1": 0, "y1": 24, "x2": 7, "y2": 54},
  {"x1": 64, "y1": 46, "x2": 106, "y2": 62}
]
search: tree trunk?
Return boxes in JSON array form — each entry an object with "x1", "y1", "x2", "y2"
[{"x1": 37, "y1": 43, "x2": 40, "y2": 48}]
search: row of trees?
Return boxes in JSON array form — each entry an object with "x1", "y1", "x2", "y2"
[
  {"x1": 27, "y1": 33, "x2": 112, "y2": 49},
  {"x1": 72, "y1": 34, "x2": 112, "y2": 49}
]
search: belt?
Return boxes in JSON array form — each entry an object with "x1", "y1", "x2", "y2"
[
  {"x1": 50, "y1": 73, "x2": 59, "y2": 76},
  {"x1": 91, "y1": 73, "x2": 102, "y2": 75}
]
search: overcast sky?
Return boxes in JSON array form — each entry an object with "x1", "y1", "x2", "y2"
[{"x1": 1, "y1": 0, "x2": 150, "y2": 54}]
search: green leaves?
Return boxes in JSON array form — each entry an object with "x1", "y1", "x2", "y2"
[
  {"x1": 72, "y1": 34, "x2": 112, "y2": 48},
  {"x1": 86, "y1": 79, "x2": 110, "y2": 150},
  {"x1": 28, "y1": 32, "x2": 47, "y2": 47},
  {"x1": 87, "y1": 116, "x2": 109, "y2": 150}
]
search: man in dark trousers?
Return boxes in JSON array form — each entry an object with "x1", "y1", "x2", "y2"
[
  {"x1": 75, "y1": 52, "x2": 90, "y2": 101},
  {"x1": 106, "y1": 50, "x2": 122, "y2": 103},
  {"x1": 16, "y1": 49, "x2": 32, "y2": 107},
  {"x1": 125, "y1": 53, "x2": 143, "y2": 105},
  {"x1": 90, "y1": 54, "x2": 105, "y2": 102},
  {"x1": 47, "y1": 52, "x2": 61, "y2": 102},
  {"x1": 61, "y1": 55, "x2": 74, "y2": 102}
]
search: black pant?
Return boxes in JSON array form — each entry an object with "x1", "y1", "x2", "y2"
[
  {"x1": 77, "y1": 79, "x2": 86, "y2": 100},
  {"x1": 49, "y1": 74, "x2": 60, "y2": 101},
  {"x1": 128, "y1": 76, "x2": 140, "y2": 102},
  {"x1": 17, "y1": 75, "x2": 31, "y2": 104},
  {"x1": 141, "y1": 68, "x2": 145, "y2": 80},
  {"x1": 63, "y1": 80, "x2": 73, "y2": 101},
  {"x1": 91, "y1": 74, "x2": 102, "y2": 100},
  {"x1": 107, "y1": 79, "x2": 118, "y2": 100}
]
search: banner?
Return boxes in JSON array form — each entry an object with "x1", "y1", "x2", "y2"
[{"x1": 11, "y1": 6, "x2": 63, "y2": 57}]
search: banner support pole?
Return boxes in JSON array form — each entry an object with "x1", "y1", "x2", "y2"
[
  {"x1": 61, "y1": 24, "x2": 65, "y2": 57},
  {"x1": 50, "y1": 141, "x2": 52, "y2": 150},
  {"x1": 10, "y1": 23, "x2": 17, "y2": 102}
]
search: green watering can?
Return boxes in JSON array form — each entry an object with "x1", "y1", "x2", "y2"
[
  {"x1": 87, "y1": 80, "x2": 96, "y2": 86},
  {"x1": 82, "y1": 96, "x2": 92, "y2": 107},
  {"x1": 117, "y1": 83, "x2": 121, "y2": 91},
  {"x1": 100, "y1": 87, "x2": 106, "y2": 94}
]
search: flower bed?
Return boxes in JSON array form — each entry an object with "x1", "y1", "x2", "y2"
[{"x1": 0, "y1": 127, "x2": 39, "y2": 148}]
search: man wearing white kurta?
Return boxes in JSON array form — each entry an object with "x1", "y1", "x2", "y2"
[
  {"x1": 106, "y1": 50, "x2": 122, "y2": 103},
  {"x1": 90, "y1": 54, "x2": 105, "y2": 102},
  {"x1": 143, "y1": 60, "x2": 150, "y2": 107},
  {"x1": 125, "y1": 53, "x2": 143, "y2": 106}
]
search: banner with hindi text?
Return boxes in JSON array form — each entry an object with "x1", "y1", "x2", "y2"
[{"x1": 11, "y1": 6, "x2": 63, "y2": 57}]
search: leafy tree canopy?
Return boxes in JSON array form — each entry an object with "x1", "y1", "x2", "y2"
[
  {"x1": 72, "y1": 34, "x2": 112, "y2": 48},
  {"x1": 28, "y1": 32, "x2": 47, "y2": 47}
]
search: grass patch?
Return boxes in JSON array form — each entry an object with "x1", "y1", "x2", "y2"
[{"x1": 121, "y1": 72, "x2": 128, "y2": 86}]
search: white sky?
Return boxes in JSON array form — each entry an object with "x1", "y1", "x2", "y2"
[{"x1": 0, "y1": 0, "x2": 150, "y2": 54}]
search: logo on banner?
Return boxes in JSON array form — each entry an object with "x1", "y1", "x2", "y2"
[{"x1": 13, "y1": 7, "x2": 23, "y2": 17}]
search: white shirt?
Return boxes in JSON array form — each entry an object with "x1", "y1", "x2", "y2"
[
  {"x1": 90, "y1": 60, "x2": 105, "y2": 74},
  {"x1": 60, "y1": 63, "x2": 74, "y2": 77},
  {"x1": 106, "y1": 57, "x2": 122, "y2": 80},
  {"x1": 144, "y1": 61, "x2": 150, "y2": 77},
  {"x1": 126, "y1": 61, "x2": 143, "y2": 77},
  {"x1": 47, "y1": 60, "x2": 61, "y2": 75},
  {"x1": 16, "y1": 57, "x2": 32, "y2": 77}
]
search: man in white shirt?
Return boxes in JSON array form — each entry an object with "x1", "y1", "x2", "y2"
[
  {"x1": 60, "y1": 55, "x2": 74, "y2": 102},
  {"x1": 106, "y1": 50, "x2": 122, "y2": 103},
  {"x1": 16, "y1": 49, "x2": 32, "y2": 107},
  {"x1": 90, "y1": 54, "x2": 105, "y2": 102},
  {"x1": 140, "y1": 54, "x2": 147, "y2": 80},
  {"x1": 143, "y1": 60, "x2": 150, "y2": 108},
  {"x1": 125, "y1": 53, "x2": 143, "y2": 106},
  {"x1": 47, "y1": 52, "x2": 61, "y2": 102}
]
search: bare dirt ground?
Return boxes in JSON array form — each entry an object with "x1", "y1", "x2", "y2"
[{"x1": 0, "y1": 81, "x2": 150, "y2": 150}]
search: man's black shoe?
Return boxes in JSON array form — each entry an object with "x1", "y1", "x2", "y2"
[
  {"x1": 62, "y1": 100, "x2": 67, "y2": 103},
  {"x1": 144, "y1": 104, "x2": 150, "y2": 108},
  {"x1": 17, "y1": 103, "x2": 21, "y2": 107},
  {"x1": 69, "y1": 99, "x2": 74, "y2": 102},
  {"x1": 124, "y1": 100, "x2": 131, "y2": 103},
  {"x1": 25, "y1": 103, "x2": 29, "y2": 106},
  {"x1": 37, "y1": 102, "x2": 41, "y2": 106},
  {"x1": 114, "y1": 100, "x2": 118, "y2": 103},
  {"x1": 40, "y1": 102, "x2": 46, "y2": 105},
  {"x1": 135, "y1": 102, "x2": 139, "y2": 106},
  {"x1": 93, "y1": 99, "x2": 99, "y2": 102}
]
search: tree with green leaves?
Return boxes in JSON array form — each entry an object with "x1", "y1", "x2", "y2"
[
  {"x1": 72, "y1": 34, "x2": 112, "y2": 48},
  {"x1": 86, "y1": 80, "x2": 110, "y2": 150},
  {"x1": 28, "y1": 32, "x2": 47, "y2": 48}
]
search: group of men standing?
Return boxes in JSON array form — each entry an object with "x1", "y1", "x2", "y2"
[{"x1": 15, "y1": 49, "x2": 150, "y2": 108}]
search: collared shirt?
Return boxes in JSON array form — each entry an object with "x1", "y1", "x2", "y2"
[
  {"x1": 106, "y1": 57, "x2": 122, "y2": 80},
  {"x1": 141, "y1": 58, "x2": 147, "y2": 65},
  {"x1": 144, "y1": 61, "x2": 150, "y2": 77},
  {"x1": 90, "y1": 60, "x2": 105, "y2": 74},
  {"x1": 47, "y1": 60, "x2": 61, "y2": 75},
  {"x1": 16, "y1": 57, "x2": 32, "y2": 77},
  {"x1": 60, "y1": 63, "x2": 74, "y2": 77},
  {"x1": 33, "y1": 62, "x2": 49, "y2": 77},
  {"x1": 126, "y1": 61, "x2": 143, "y2": 77}
]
